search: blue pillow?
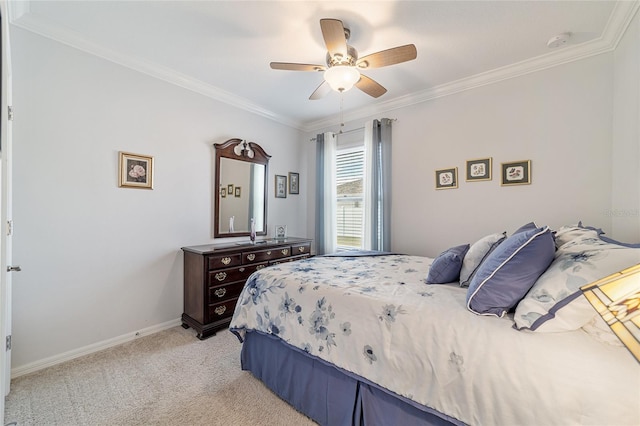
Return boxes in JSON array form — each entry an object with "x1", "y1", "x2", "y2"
[
  {"x1": 426, "y1": 244, "x2": 470, "y2": 284},
  {"x1": 466, "y1": 226, "x2": 555, "y2": 317},
  {"x1": 513, "y1": 221, "x2": 537, "y2": 234}
]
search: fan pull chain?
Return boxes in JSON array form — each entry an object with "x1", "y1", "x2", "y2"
[{"x1": 339, "y1": 90, "x2": 345, "y2": 134}]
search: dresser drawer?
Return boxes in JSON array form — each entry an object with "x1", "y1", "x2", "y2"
[
  {"x1": 291, "y1": 242, "x2": 311, "y2": 256},
  {"x1": 207, "y1": 253, "x2": 242, "y2": 270},
  {"x1": 208, "y1": 281, "x2": 246, "y2": 302},
  {"x1": 243, "y1": 246, "x2": 291, "y2": 263},
  {"x1": 207, "y1": 263, "x2": 266, "y2": 286},
  {"x1": 207, "y1": 298, "x2": 238, "y2": 321}
]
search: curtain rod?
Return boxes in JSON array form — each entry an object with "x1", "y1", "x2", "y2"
[{"x1": 309, "y1": 118, "x2": 397, "y2": 141}]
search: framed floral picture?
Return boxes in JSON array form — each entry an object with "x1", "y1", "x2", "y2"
[
  {"x1": 119, "y1": 151, "x2": 153, "y2": 189},
  {"x1": 234, "y1": 186, "x2": 241, "y2": 198},
  {"x1": 466, "y1": 157, "x2": 492, "y2": 181},
  {"x1": 435, "y1": 167, "x2": 458, "y2": 190},
  {"x1": 501, "y1": 160, "x2": 531, "y2": 186},
  {"x1": 275, "y1": 175, "x2": 287, "y2": 198}
]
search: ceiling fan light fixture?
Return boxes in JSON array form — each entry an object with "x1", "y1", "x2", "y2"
[{"x1": 324, "y1": 66, "x2": 360, "y2": 92}]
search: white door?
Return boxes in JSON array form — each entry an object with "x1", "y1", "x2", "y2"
[{"x1": 0, "y1": 0, "x2": 14, "y2": 414}]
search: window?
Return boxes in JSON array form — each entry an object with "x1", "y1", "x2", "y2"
[{"x1": 336, "y1": 133, "x2": 364, "y2": 251}]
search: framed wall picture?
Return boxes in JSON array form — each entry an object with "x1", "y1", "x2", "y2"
[
  {"x1": 275, "y1": 174, "x2": 287, "y2": 198},
  {"x1": 234, "y1": 186, "x2": 241, "y2": 197},
  {"x1": 435, "y1": 167, "x2": 458, "y2": 190},
  {"x1": 501, "y1": 160, "x2": 531, "y2": 186},
  {"x1": 227, "y1": 184, "x2": 234, "y2": 193},
  {"x1": 220, "y1": 188, "x2": 226, "y2": 198},
  {"x1": 275, "y1": 225, "x2": 287, "y2": 240},
  {"x1": 466, "y1": 158, "x2": 492, "y2": 181},
  {"x1": 289, "y1": 172, "x2": 299, "y2": 194},
  {"x1": 118, "y1": 151, "x2": 154, "y2": 189}
]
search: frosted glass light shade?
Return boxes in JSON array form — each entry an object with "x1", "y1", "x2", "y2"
[{"x1": 324, "y1": 66, "x2": 360, "y2": 92}]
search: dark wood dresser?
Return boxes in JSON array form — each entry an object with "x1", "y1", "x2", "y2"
[{"x1": 181, "y1": 237, "x2": 312, "y2": 339}]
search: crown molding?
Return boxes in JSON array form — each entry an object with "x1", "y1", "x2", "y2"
[
  {"x1": 9, "y1": 0, "x2": 639, "y2": 133},
  {"x1": 10, "y1": 10, "x2": 305, "y2": 130},
  {"x1": 301, "y1": 0, "x2": 640, "y2": 132}
]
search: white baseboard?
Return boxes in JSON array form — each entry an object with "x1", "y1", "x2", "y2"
[{"x1": 10, "y1": 318, "x2": 182, "y2": 379}]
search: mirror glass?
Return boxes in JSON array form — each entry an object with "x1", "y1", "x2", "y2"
[{"x1": 214, "y1": 139, "x2": 270, "y2": 238}]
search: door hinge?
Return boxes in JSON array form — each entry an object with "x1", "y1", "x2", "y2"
[
  {"x1": 6, "y1": 335, "x2": 11, "y2": 351},
  {"x1": 7, "y1": 106, "x2": 13, "y2": 121},
  {"x1": 6, "y1": 220, "x2": 12, "y2": 236}
]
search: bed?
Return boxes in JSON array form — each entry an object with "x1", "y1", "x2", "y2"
[{"x1": 229, "y1": 223, "x2": 640, "y2": 425}]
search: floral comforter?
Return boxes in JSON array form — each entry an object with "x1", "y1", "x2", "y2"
[{"x1": 229, "y1": 255, "x2": 639, "y2": 426}]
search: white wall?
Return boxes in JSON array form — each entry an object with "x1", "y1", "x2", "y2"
[
  {"x1": 612, "y1": 9, "x2": 640, "y2": 241},
  {"x1": 10, "y1": 27, "x2": 308, "y2": 370},
  {"x1": 306, "y1": 53, "x2": 617, "y2": 257}
]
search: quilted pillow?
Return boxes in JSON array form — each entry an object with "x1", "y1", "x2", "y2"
[
  {"x1": 426, "y1": 244, "x2": 470, "y2": 284},
  {"x1": 513, "y1": 229, "x2": 640, "y2": 332},
  {"x1": 459, "y1": 232, "x2": 507, "y2": 287},
  {"x1": 466, "y1": 226, "x2": 555, "y2": 317}
]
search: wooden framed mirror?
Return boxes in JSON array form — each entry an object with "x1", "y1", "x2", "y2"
[{"x1": 214, "y1": 138, "x2": 270, "y2": 238}]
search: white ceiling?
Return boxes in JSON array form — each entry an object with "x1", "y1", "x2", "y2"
[{"x1": 9, "y1": 1, "x2": 638, "y2": 131}]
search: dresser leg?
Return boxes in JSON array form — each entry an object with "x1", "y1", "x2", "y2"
[{"x1": 181, "y1": 323, "x2": 190, "y2": 329}]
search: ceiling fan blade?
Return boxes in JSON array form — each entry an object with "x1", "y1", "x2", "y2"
[
  {"x1": 309, "y1": 80, "x2": 331, "y2": 100},
  {"x1": 355, "y1": 74, "x2": 387, "y2": 98},
  {"x1": 356, "y1": 44, "x2": 417, "y2": 69},
  {"x1": 270, "y1": 62, "x2": 326, "y2": 72},
  {"x1": 320, "y1": 18, "x2": 347, "y2": 58}
]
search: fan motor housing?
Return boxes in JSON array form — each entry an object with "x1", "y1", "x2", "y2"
[{"x1": 326, "y1": 45, "x2": 358, "y2": 68}]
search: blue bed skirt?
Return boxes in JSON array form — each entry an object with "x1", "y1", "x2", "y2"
[{"x1": 239, "y1": 330, "x2": 460, "y2": 426}]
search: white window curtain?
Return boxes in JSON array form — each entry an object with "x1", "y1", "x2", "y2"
[
  {"x1": 363, "y1": 118, "x2": 393, "y2": 252},
  {"x1": 315, "y1": 132, "x2": 337, "y2": 255}
]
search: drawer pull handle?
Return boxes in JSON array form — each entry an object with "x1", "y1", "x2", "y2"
[
  {"x1": 298, "y1": 247, "x2": 305, "y2": 253},
  {"x1": 247, "y1": 254, "x2": 256, "y2": 261},
  {"x1": 267, "y1": 251, "x2": 272, "y2": 255},
  {"x1": 221, "y1": 257, "x2": 232, "y2": 265},
  {"x1": 214, "y1": 305, "x2": 227, "y2": 316},
  {"x1": 282, "y1": 249, "x2": 289, "y2": 255},
  {"x1": 214, "y1": 272, "x2": 227, "y2": 282},
  {"x1": 214, "y1": 288, "x2": 226, "y2": 298},
  {"x1": 239, "y1": 267, "x2": 245, "y2": 272}
]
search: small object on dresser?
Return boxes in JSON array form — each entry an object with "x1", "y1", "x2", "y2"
[
  {"x1": 275, "y1": 225, "x2": 287, "y2": 240},
  {"x1": 250, "y1": 218, "x2": 256, "y2": 243}
]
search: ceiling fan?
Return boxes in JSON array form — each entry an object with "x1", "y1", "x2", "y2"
[{"x1": 270, "y1": 18, "x2": 417, "y2": 100}]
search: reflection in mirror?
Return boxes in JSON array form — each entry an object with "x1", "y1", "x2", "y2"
[
  {"x1": 214, "y1": 138, "x2": 270, "y2": 238},
  {"x1": 218, "y1": 159, "x2": 265, "y2": 233}
]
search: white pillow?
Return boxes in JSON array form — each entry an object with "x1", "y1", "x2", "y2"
[
  {"x1": 514, "y1": 229, "x2": 640, "y2": 332},
  {"x1": 459, "y1": 231, "x2": 507, "y2": 287}
]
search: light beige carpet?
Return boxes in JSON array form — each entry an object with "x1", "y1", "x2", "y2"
[{"x1": 4, "y1": 326, "x2": 317, "y2": 425}]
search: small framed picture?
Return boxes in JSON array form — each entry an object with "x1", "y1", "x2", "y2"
[
  {"x1": 466, "y1": 158, "x2": 492, "y2": 182},
  {"x1": 221, "y1": 188, "x2": 226, "y2": 198},
  {"x1": 275, "y1": 225, "x2": 287, "y2": 240},
  {"x1": 227, "y1": 184, "x2": 234, "y2": 193},
  {"x1": 501, "y1": 160, "x2": 531, "y2": 186},
  {"x1": 234, "y1": 186, "x2": 241, "y2": 198},
  {"x1": 275, "y1": 175, "x2": 287, "y2": 198},
  {"x1": 119, "y1": 151, "x2": 153, "y2": 189},
  {"x1": 435, "y1": 167, "x2": 458, "y2": 190},
  {"x1": 289, "y1": 172, "x2": 299, "y2": 194}
]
